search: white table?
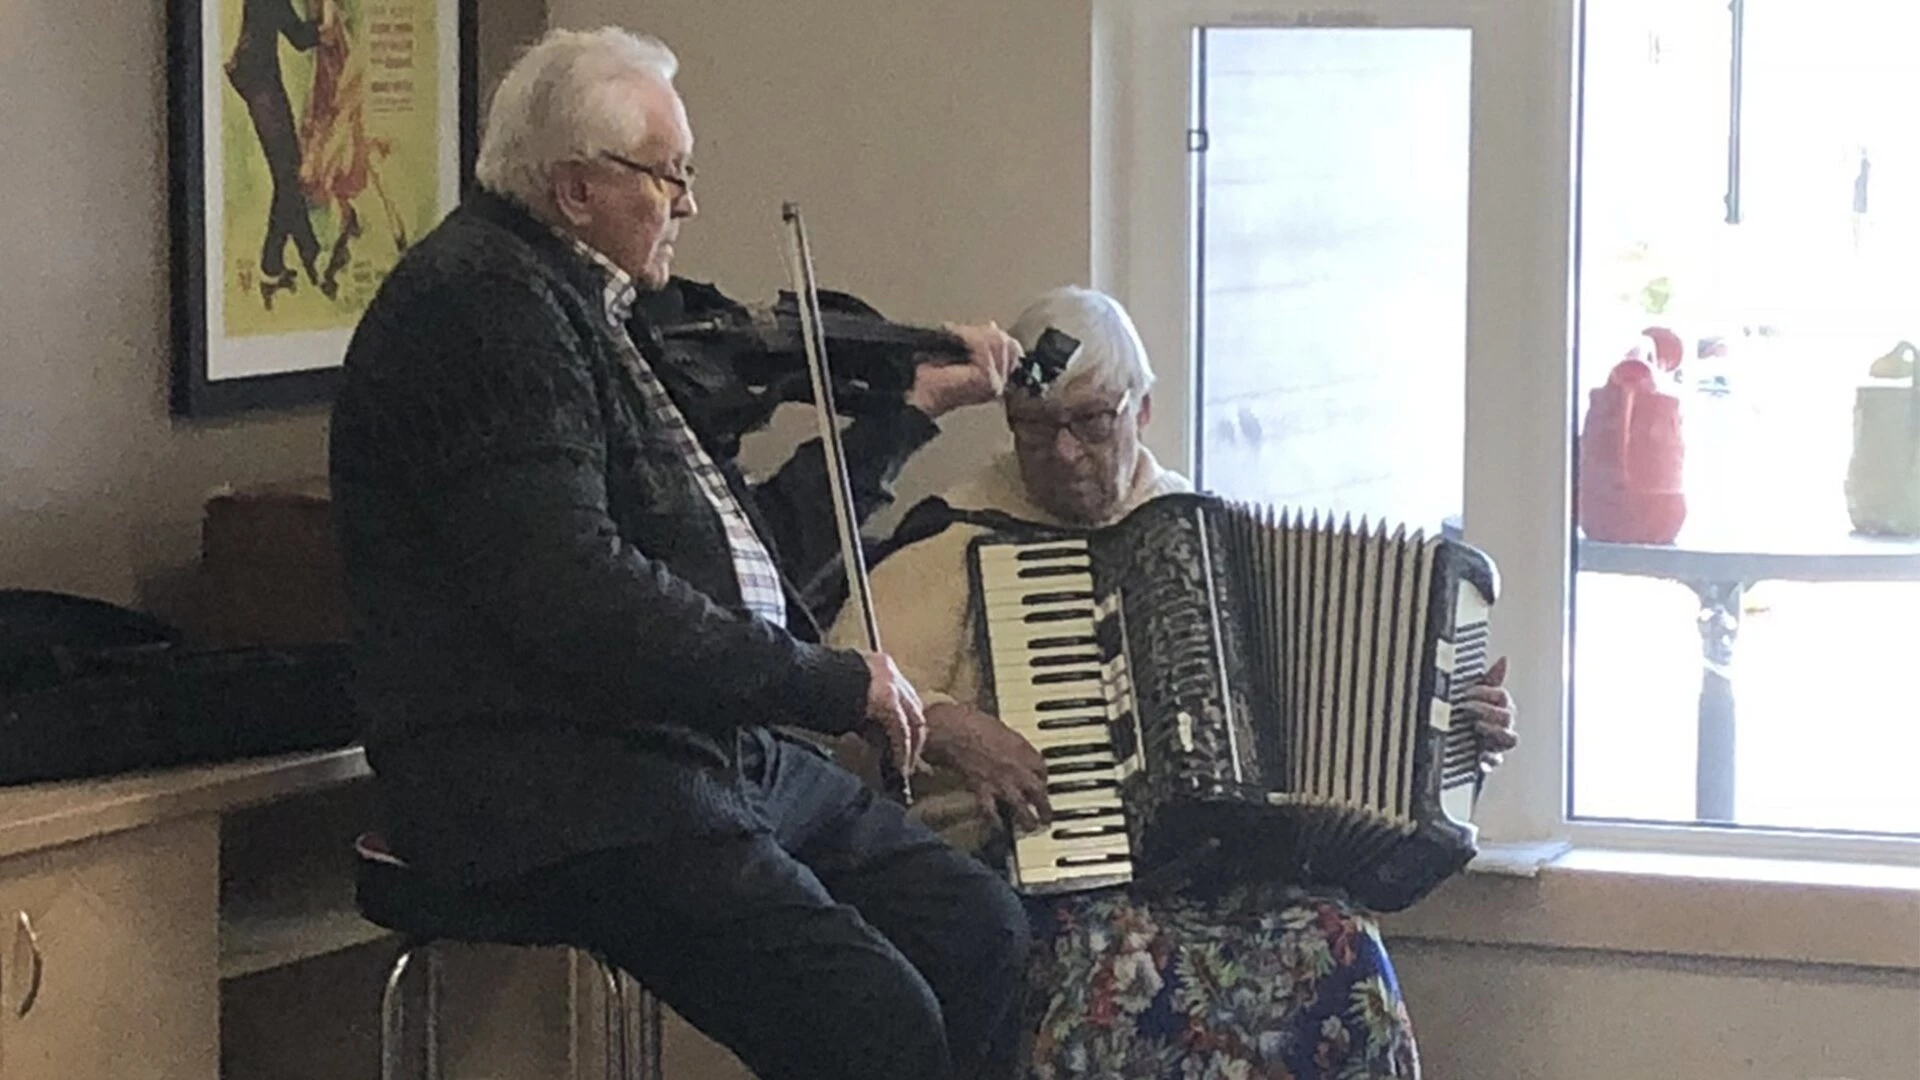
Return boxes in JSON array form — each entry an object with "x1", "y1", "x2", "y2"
[{"x1": 1578, "y1": 529, "x2": 1920, "y2": 823}]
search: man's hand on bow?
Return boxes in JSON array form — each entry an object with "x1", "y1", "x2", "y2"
[
  {"x1": 923, "y1": 702, "x2": 1053, "y2": 832},
  {"x1": 861, "y1": 652, "x2": 929, "y2": 778},
  {"x1": 906, "y1": 321, "x2": 1024, "y2": 418}
]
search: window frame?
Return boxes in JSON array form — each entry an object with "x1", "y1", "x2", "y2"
[{"x1": 1090, "y1": 0, "x2": 1920, "y2": 869}]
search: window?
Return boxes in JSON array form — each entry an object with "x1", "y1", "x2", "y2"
[
  {"x1": 1192, "y1": 27, "x2": 1470, "y2": 535},
  {"x1": 1096, "y1": 0, "x2": 1919, "y2": 862},
  {"x1": 1570, "y1": 0, "x2": 1920, "y2": 839}
]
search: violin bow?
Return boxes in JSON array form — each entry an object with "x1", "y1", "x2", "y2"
[{"x1": 780, "y1": 203, "x2": 913, "y2": 804}]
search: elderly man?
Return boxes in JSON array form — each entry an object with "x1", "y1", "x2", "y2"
[
  {"x1": 831, "y1": 286, "x2": 1518, "y2": 1078},
  {"x1": 329, "y1": 27, "x2": 1033, "y2": 1080}
]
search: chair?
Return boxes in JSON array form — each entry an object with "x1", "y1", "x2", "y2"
[{"x1": 353, "y1": 832, "x2": 664, "y2": 1080}]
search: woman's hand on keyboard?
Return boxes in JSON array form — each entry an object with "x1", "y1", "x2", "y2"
[{"x1": 922, "y1": 703, "x2": 1053, "y2": 832}]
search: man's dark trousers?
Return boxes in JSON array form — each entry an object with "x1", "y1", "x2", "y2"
[{"x1": 493, "y1": 728, "x2": 1032, "y2": 1080}]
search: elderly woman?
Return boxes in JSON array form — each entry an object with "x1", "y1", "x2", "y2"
[{"x1": 829, "y1": 286, "x2": 1516, "y2": 1080}]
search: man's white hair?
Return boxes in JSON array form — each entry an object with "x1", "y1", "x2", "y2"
[
  {"x1": 474, "y1": 27, "x2": 679, "y2": 208},
  {"x1": 1007, "y1": 286, "x2": 1157, "y2": 400}
]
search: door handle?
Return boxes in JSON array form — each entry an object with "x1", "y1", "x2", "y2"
[{"x1": 11, "y1": 911, "x2": 41, "y2": 1018}]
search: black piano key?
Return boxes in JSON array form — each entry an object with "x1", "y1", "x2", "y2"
[
  {"x1": 1109, "y1": 711, "x2": 1138, "y2": 761},
  {"x1": 1029, "y1": 652, "x2": 1103, "y2": 668},
  {"x1": 1049, "y1": 805, "x2": 1116, "y2": 822},
  {"x1": 1047, "y1": 760, "x2": 1115, "y2": 776},
  {"x1": 1051, "y1": 823, "x2": 1128, "y2": 840},
  {"x1": 1036, "y1": 715, "x2": 1108, "y2": 731},
  {"x1": 1035, "y1": 698, "x2": 1107, "y2": 713},
  {"x1": 1040, "y1": 742, "x2": 1112, "y2": 760},
  {"x1": 1024, "y1": 609, "x2": 1095, "y2": 624},
  {"x1": 1047, "y1": 777, "x2": 1118, "y2": 794},
  {"x1": 1020, "y1": 591, "x2": 1096, "y2": 606},
  {"x1": 1017, "y1": 565, "x2": 1093, "y2": 579},
  {"x1": 1015, "y1": 546, "x2": 1087, "y2": 561}
]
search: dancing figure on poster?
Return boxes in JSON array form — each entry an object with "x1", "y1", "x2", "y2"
[
  {"x1": 226, "y1": 0, "x2": 324, "y2": 310},
  {"x1": 299, "y1": 0, "x2": 410, "y2": 301}
]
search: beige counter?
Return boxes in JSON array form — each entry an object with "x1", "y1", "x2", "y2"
[{"x1": 0, "y1": 746, "x2": 370, "y2": 863}]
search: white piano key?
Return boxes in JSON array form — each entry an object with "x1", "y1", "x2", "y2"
[
  {"x1": 1044, "y1": 766, "x2": 1123, "y2": 791},
  {"x1": 1024, "y1": 729, "x2": 1116, "y2": 754},
  {"x1": 1044, "y1": 806, "x2": 1129, "y2": 829},
  {"x1": 1044, "y1": 780, "x2": 1128, "y2": 807},
  {"x1": 983, "y1": 574, "x2": 1096, "y2": 596},
  {"x1": 1016, "y1": 834, "x2": 1133, "y2": 870},
  {"x1": 984, "y1": 601, "x2": 1098, "y2": 622},
  {"x1": 1018, "y1": 646, "x2": 1105, "y2": 664},
  {"x1": 1013, "y1": 861, "x2": 1134, "y2": 890},
  {"x1": 985, "y1": 612, "x2": 1098, "y2": 632},
  {"x1": 989, "y1": 669, "x2": 1105, "y2": 692},
  {"x1": 990, "y1": 689, "x2": 1108, "y2": 713}
]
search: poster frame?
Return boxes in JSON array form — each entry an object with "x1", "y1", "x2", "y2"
[{"x1": 167, "y1": 0, "x2": 477, "y2": 417}]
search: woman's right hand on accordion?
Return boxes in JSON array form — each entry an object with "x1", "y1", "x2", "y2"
[
  {"x1": 922, "y1": 703, "x2": 1052, "y2": 832},
  {"x1": 1467, "y1": 656, "x2": 1519, "y2": 773}
]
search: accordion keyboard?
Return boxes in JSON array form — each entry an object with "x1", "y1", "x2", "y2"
[{"x1": 975, "y1": 540, "x2": 1136, "y2": 893}]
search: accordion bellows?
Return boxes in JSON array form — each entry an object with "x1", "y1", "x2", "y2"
[{"x1": 970, "y1": 492, "x2": 1498, "y2": 911}]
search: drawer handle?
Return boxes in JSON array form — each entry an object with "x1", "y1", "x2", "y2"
[{"x1": 13, "y1": 911, "x2": 40, "y2": 1018}]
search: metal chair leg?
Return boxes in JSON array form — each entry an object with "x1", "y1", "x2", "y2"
[
  {"x1": 637, "y1": 982, "x2": 664, "y2": 1080},
  {"x1": 423, "y1": 947, "x2": 445, "y2": 1080},
  {"x1": 597, "y1": 953, "x2": 629, "y2": 1080},
  {"x1": 380, "y1": 948, "x2": 416, "y2": 1080},
  {"x1": 381, "y1": 942, "x2": 657, "y2": 1080}
]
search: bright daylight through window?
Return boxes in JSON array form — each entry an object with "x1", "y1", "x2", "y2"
[
  {"x1": 1187, "y1": 2, "x2": 1917, "y2": 843},
  {"x1": 1569, "y1": 0, "x2": 1917, "y2": 837}
]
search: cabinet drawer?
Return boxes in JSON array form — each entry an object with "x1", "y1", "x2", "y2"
[{"x1": 0, "y1": 817, "x2": 219, "y2": 1080}]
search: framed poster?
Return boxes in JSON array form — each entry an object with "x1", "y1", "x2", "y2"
[{"x1": 168, "y1": 0, "x2": 477, "y2": 416}]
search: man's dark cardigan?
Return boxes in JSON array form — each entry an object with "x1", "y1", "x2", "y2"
[{"x1": 328, "y1": 191, "x2": 940, "y2": 884}]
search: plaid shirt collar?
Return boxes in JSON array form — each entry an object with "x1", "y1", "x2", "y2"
[
  {"x1": 552, "y1": 228, "x2": 639, "y2": 325},
  {"x1": 547, "y1": 227, "x2": 791, "y2": 630}
]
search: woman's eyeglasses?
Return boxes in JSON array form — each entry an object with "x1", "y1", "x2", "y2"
[{"x1": 1009, "y1": 392, "x2": 1132, "y2": 447}]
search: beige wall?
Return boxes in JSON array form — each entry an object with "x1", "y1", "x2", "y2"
[
  {"x1": 0, "y1": 0, "x2": 544, "y2": 613},
  {"x1": 1395, "y1": 941, "x2": 1919, "y2": 1080}
]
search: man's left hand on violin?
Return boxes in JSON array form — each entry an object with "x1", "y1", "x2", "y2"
[{"x1": 906, "y1": 321, "x2": 1025, "y2": 418}]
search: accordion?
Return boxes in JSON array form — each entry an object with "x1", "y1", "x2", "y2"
[{"x1": 968, "y1": 492, "x2": 1498, "y2": 912}]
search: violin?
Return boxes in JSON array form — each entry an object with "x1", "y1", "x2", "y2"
[{"x1": 634, "y1": 275, "x2": 1077, "y2": 448}]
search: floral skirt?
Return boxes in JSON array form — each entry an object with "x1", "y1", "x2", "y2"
[{"x1": 1019, "y1": 884, "x2": 1420, "y2": 1080}]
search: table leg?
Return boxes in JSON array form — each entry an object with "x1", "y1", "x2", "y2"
[{"x1": 1691, "y1": 581, "x2": 1743, "y2": 823}]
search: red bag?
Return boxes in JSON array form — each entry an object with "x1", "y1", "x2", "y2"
[{"x1": 1579, "y1": 358, "x2": 1687, "y2": 544}]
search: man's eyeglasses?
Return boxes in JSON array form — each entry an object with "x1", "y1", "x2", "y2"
[
  {"x1": 1009, "y1": 392, "x2": 1133, "y2": 447},
  {"x1": 599, "y1": 152, "x2": 696, "y2": 200}
]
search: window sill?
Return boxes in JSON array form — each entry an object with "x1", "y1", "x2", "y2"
[{"x1": 1378, "y1": 844, "x2": 1920, "y2": 972}]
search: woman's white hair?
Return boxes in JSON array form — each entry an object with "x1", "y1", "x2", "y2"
[
  {"x1": 474, "y1": 27, "x2": 679, "y2": 208},
  {"x1": 1006, "y1": 286, "x2": 1157, "y2": 400}
]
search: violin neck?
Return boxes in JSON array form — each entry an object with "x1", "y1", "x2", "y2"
[{"x1": 814, "y1": 311, "x2": 970, "y2": 360}]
